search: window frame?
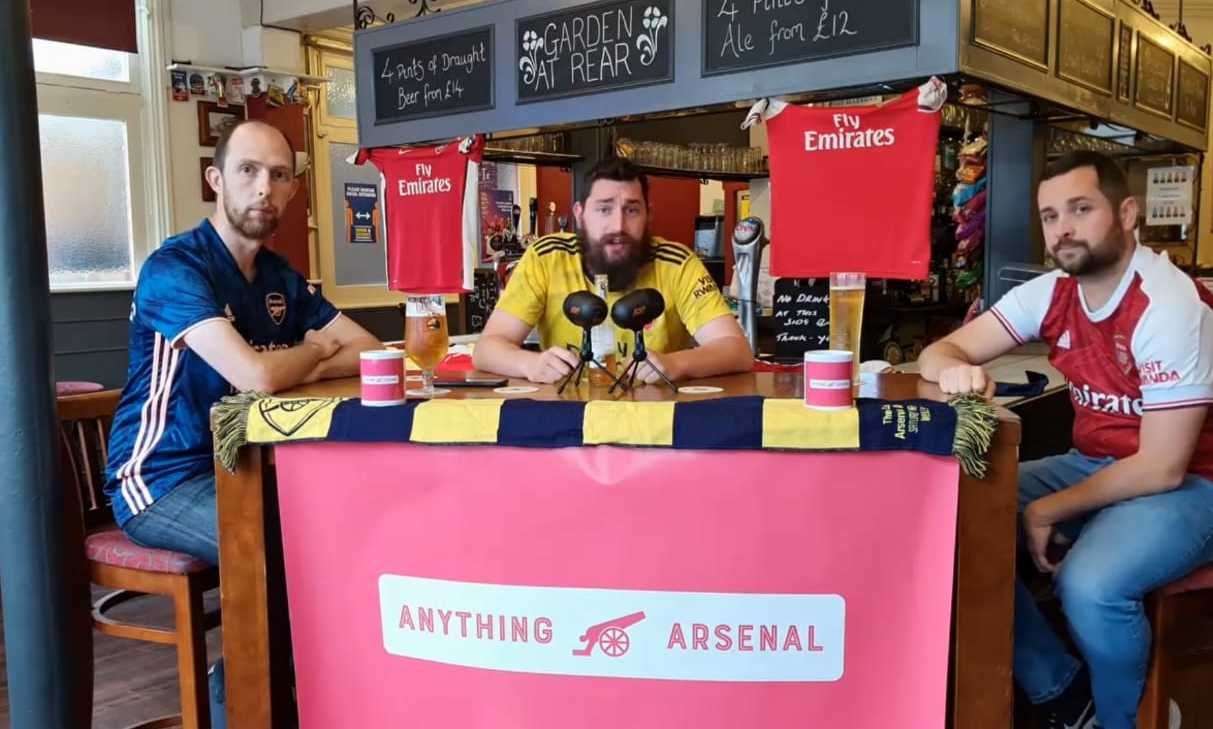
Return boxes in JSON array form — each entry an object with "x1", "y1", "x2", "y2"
[{"x1": 33, "y1": 0, "x2": 173, "y2": 293}]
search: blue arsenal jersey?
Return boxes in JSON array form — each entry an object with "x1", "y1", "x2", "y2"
[{"x1": 104, "y1": 219, "x2": 339, "y2": 526}]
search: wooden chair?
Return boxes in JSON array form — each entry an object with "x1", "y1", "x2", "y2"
[
  {"x1": 59, "y1": 389, "x2": 220, "y2": 729},
  {"x1": 1138, "y1": 565, "x2": 1213, "y2": 729}
]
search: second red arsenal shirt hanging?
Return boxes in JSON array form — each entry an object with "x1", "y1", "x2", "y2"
[
  {"x1": 356, "y1": 135, "x2": 484, "y2": 294},
  {"x1": 761, "y1": 87, "x2": 943, "y2": 280}
]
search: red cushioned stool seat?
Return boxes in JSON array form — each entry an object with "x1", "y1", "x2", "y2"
[{"x1": 85, "y1": 528, "x2": 212, "y2": 575}]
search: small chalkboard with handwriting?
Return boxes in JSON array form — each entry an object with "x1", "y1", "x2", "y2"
[
  {"x1": 703, "y1": 0, "x2": 919, "y2": 77},
  {"x1": 516, "y1": 0, "x2": 675, "y2": 104},
  {"x1": 773, "y1": 278, "x2": 830, "y2": 358},
  {"x1": 372, "y1": 25, "x2": 494, "y2": 125},
  {"x1": 465, "y1": 268, "x2": 500, "y2": 334}
]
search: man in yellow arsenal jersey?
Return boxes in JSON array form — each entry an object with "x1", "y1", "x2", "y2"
[{"x1": 473, "y1": 158, "x2": 753, "y2": 384}]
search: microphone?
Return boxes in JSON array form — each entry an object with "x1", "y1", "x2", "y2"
[
  {"x1": 609, "y1": 289, "x2": 675, "y2": 393},
  {"x1": 556, "y1": 291, "x2": 619, "y2": 394},
  {"x1": 610, "y1": 289, "x2": 665, "y2": 331},
  {"x1": 563, "y1": 291, "x2": 608, "y2": 329}
]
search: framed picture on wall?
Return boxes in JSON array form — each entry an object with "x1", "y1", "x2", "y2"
[
  {"x1": 197, "y1": 101, "x2": 244, "y2": 146},
  {"x1": 200, "y1": 157, "x2": 215, "y2": 202}
]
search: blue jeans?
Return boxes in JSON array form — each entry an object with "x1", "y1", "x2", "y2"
[
  {"x1": 122, "y1": 471, "x2": 226, "y2": 729},
  {"x1": 1014, "y1": 451, "x2": 1213, "y2": 729}
]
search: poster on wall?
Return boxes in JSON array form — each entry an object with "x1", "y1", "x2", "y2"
[
  {"x1": 480, "y1": 189, "x2": 515, "y2": 260},
  {"x1": 344, "y1": 183, "x2": 380, "y2": 244},
  {"x1": 479, "y1": 161, "x2": 524, "y2": 262},
  {"x1": 1146, "y1": 166, "x2": 1194, "y2": 227}
]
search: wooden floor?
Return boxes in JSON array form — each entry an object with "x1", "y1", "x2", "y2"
[
  {"x1": 0, "y1": 586, "x2": 222, "y2": 729},
  {"x1": 0, "y1": 586, "x2": 1210, "y2": 727}
]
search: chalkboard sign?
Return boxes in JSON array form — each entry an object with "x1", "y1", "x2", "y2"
[
  {"x1": 773, "y1": 278, "x2": 830, "y2": 358},
  {"x1": 703, "y1": 0, "x2": 919, "y2": 77},
  {"x1": 516, "y1": 0, "x2": 675, "y2": 104},
  {"x1": 465, "y1": 268, "x2": 501, "y2": 333},
  {"x1": 372, "y1": 26, "x2": 494, "y2": 125}
]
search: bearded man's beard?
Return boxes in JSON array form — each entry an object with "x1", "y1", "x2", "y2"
[{"x1": 582, "y1": 231, "x2": 650, "y2": 291}]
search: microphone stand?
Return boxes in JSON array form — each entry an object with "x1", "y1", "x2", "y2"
[
  {"x1": 557, "y1": 327, "x2": 623, "y2": 395},
  {"x1": 610, "y1": 328, "x2": 677, "y2": 394}
]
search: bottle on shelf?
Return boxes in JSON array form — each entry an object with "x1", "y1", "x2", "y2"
[{"x1": 589, "y1": 273, "x2": 616, "y2": 386}]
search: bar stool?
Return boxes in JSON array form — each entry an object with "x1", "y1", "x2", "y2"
[
  {"x1": 58, "y1": 389, "x2": 220, "y2": 729},
  {"x1": 1138, "y1": 564, "x2": 1213, "y2": 729}
]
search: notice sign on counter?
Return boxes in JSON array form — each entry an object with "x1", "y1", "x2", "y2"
[
  {"x1": 372, "y1": 26, "x2": 494, "y2": 124},
  {"x1": 703, "y1": 0, "x2": 920, "y2": 76},
  {"x1": 516, "y1": 0, "x2": 675, "y2": 103},
  {"x1": 774, "y1": 278, "x2": 830, "y2": 358},
  {"x1": 1146, "y1": 165, "x2": 1194, "y2": 227}
]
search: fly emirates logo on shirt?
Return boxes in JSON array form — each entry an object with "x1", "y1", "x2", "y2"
[
  {"x1": 804, "y1": 113, "x2": 896, "y2": 153},
  {"x1": 397, "y1": 162, "x2": 453, "y2": 197}
]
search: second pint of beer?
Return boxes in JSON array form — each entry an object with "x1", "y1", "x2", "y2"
[
  {"x1": 404, "y1": 295, "x2": 450, "y2": 397},
  {"x1": 828, "y1": 272, "x2": 866, "y2": 384}
]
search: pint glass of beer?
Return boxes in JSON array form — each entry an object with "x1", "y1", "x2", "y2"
[
  {"x1": 828, "y1": 272, "x2": 866, "y2": 385},
  {"x1": 404, "y1": 294, "x2": 450, "y2": 397}
]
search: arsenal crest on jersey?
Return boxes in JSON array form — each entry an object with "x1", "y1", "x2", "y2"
[
  {"x1": 1114, "y1": 334, "x2": 1132, "y2": 375},
  {"x1": 266, "y1": 292, "x2": 287, "y2": 326}
]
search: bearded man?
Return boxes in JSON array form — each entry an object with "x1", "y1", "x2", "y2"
[
  {"x1": 474, "y1": 157, "x2": 752, "y2": 384},
  {"x1": 919, "y1": 150, "x2": 1213, "y2": 729}
]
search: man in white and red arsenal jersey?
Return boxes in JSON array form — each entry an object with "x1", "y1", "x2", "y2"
[
  {"x1": 920, "y1": 151, "x2": 1213, "y2": 729},
  {"x1": 355, "y1": 135, "x2": 483, "y2": 293}
]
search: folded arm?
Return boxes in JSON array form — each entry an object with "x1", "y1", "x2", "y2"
[
  {"x1": 301, "y1": 315, "x2": 382, "y2": 383},
  {"x1": 183, "y1": 315, "x2": 380, "y2": 393}
]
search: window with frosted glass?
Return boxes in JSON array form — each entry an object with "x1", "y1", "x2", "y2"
[
  {"x1": 326, "y1": 66, "x2": 357, "y2": 120},
  {"x1": 32, "y1": 39, "x2": 130, "y2": 82},
  {"x1": 38, "y1": 114, "x2": 134, "y2": 286}
]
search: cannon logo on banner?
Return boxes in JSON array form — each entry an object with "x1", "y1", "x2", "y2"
[
  {"x1": 516, "y1": 0, "x2": 675, "y2": 104},
  {"x1": 379, "y1": 575, "x2": 846, "y2": 681}
]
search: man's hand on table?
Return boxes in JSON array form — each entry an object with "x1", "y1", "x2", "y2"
[
  {"x1": 523, "y1": 346, "x2": 580, "y2": 384},
  {"x1": 936, "y1": 364, "x2": 996, "y2": 399},
  {"x1": 637, "y1": 351, "x2": 682, "y2": 384}
]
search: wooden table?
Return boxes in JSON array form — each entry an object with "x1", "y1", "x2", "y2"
[{"x1": 214, "y1": 372, "x2": 1020, "y2": 729}]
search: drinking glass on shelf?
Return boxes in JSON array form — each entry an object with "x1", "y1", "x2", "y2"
[{"x1": 403, "y1": 295, "x2": 450, "y2": 398}]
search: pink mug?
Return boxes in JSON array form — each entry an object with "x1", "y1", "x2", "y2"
[
  {"x1": 804, "y1": 350, "x2": 855, "y2": 410},
  {"x1": 360, "y1": 350, "x2": 406, "y2": 406}
]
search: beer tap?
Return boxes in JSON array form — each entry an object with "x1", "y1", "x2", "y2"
[
  {"x1": 525, "y1": 197, "x2": 539, "y2": 247},
  {"x1": 731, "y1": 217, "x2": 767, "y2": 355}
]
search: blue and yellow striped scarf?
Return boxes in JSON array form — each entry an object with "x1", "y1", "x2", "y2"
[{"x1": 213, "y1": 393, "x2": 998, "y2": 478}]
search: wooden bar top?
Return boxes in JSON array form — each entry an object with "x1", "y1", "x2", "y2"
[{"x1": 285, "y1": 371, "x2": 1018, "y2": 433}]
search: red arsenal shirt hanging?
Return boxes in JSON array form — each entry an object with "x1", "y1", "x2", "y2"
[
  {"x1": 355, "y1": 135, "x2": 484, "y2": 294},
  {"x1": 759, "y1": 85, "x2": 943, "y2": 280}
]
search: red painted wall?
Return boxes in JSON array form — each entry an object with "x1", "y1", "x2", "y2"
[
  {"x1": 535, "y1": 166, "x2": 573, "y2": 235},
  {"x1": 646, "y1": 175, "x2": 700, "y2": 247}
]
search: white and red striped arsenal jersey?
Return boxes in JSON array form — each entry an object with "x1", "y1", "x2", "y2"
[
  {"x1": 356, "y1": 136, "x2": 483, "y2": 294},
  {"x1": 992, "y1": 245, "x2": 1213, "y2": 478}
]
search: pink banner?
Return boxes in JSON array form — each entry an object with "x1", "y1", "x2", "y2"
[{"x1": 276, "y1": 444, "x2": 959, "y2": 729}]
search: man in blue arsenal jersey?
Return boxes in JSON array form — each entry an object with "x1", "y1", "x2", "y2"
[{"x1": 104, "y1": 120, "x2": 379, "y2": 724}]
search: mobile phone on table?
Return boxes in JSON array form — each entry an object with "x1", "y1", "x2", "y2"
[{"x1": 433, "y1": 371, "x2": 508, "y2": 388}]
